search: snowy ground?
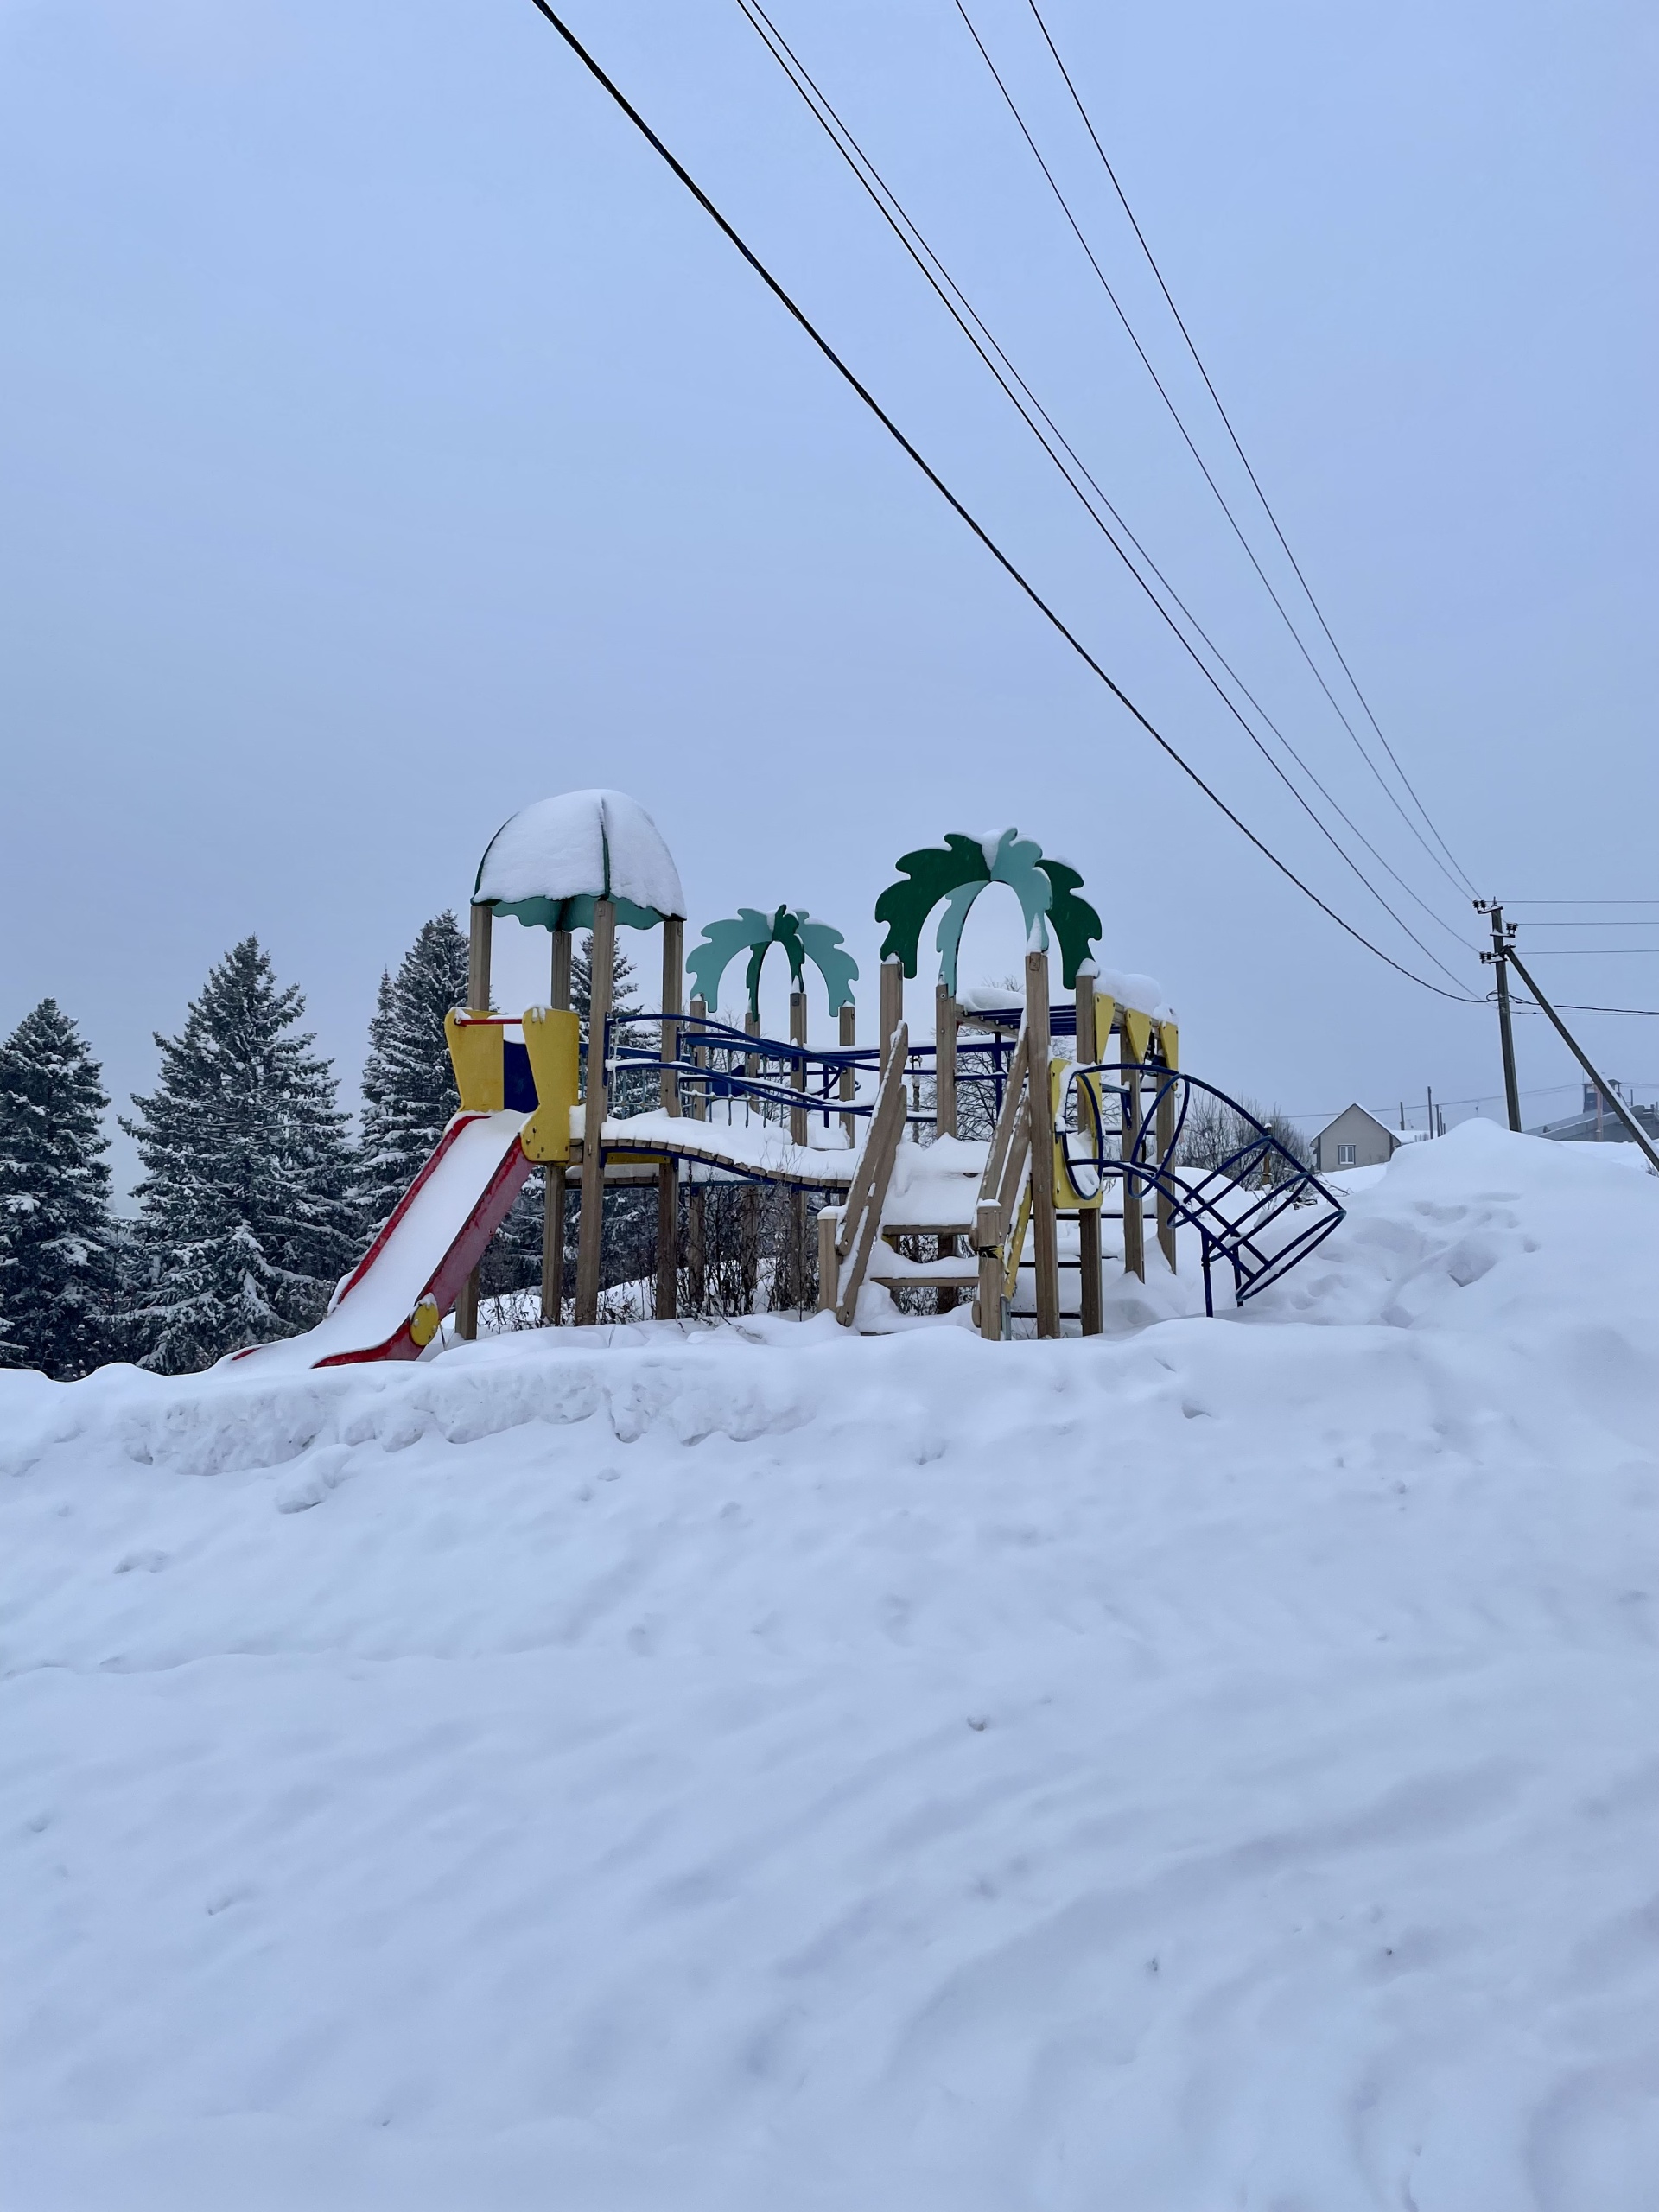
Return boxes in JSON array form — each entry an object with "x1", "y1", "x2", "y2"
[{"x1": 3, "y1": 1123, "x2": 1656, "y2": 2209}]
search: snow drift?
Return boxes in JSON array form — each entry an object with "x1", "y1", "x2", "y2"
[{"x1": 3, "y1": 1122, "x2": 1656, "y2": 2210}]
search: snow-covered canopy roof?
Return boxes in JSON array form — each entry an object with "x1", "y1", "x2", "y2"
[{"x1": 473, "y1": 789, "x2": 686, "y2": 933}]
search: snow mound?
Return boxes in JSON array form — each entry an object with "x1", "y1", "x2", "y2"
[
  {"x1": 474, "y1": 789, "x2": 685, "y2": 919},
  {"x1": 3, "y1": 1124, "x2": 1656, "y2": 2210}
]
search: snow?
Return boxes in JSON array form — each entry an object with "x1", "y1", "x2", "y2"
[
  {"x1": 3, "y1": 1122, "x2": 1656, "y2": 2209},
  {"x1": 956, "y1": 967, "x2": 1170, "y2": 1021},
  {"x1": 474, "y1": 790, "x2": 686, "y2": 919}
]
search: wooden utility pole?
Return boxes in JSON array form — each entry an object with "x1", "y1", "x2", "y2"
[
  {"x1": 1025, "y1": 947, "x2": 1060, "y2": 1337},
  {"x1": 1505, "y1": 944, "x2": 1659, "y2": 1173},
  {"x1": 542, "y1": 927, "x2": 572, "y2": 1324},
  {"x1": 655, "y1": 915, "x2": 683, "y2": 1320},
  {"x1": 455, "y1": 901, "x2": 493, "y2": 1341},
  {"x1": 1074, "y1": 969, "x2": 1103, "y2": 1336},
  {"x1": 574, "y1": 898, "x2": 615, "y2": 1325},
  {"x1": 1477, "y1": 901, "x2": 1522, "y2": 1133}
]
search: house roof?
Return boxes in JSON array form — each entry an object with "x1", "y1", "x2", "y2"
[{"x1": 1314, "y1": 1103, "x2": 1396, "y2": 1143}]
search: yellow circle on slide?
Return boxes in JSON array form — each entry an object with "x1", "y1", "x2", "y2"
[{"x1": 409, "y1": 1297, "x2": 442, "y2": 1348}]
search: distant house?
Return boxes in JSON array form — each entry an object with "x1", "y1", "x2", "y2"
[
  {"x1": 1531, "y1": 1082, "x2": 1659, "y2": 1146},
  {"x1": 1313, "y1": 1104, "x2": 1399, "y2": 1173}
]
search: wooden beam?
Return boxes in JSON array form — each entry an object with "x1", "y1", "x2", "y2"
[
  {"x1": 574, "y1": 898, "x2": 615, "y2": 1325},
  {"x1": 934, "y1": 982, "x2": 957, "y2": 1139},
  {"x1": 1074, "y1": 969, "x2": 1103, "y2": 1336},
  {"x1": 454, "y1": 902, "x2": 494, "y2": 1343},
  {"x1": 879, "y1": 958, "x2": 904, "y2": 1082},
  {"x1": 817, "y1": 1205, "x2": 839, "y2": 1313},
  {"x1": 1025, "y1": 948, "x2": 1060, "y2": 1338},
  {"x1": 685, "y1": 992, "x2": 707, "y2": 1314},
  {"x1": 934, "y1": 980, "x2": 959, "y2": 1311},
  {"x1": 1120, "y1": 1014, "x2": 1146, "y2": 1282},
  {"x1": 839, "y1": 1001, "x2": 856, "y2": 1145},
  {"x1": 541, "y1": 928, "x2": 572, "y2": 1325},
  {"x1": 655, "y1": 916, "x2": 683, "y2": 1321},
  {"x1": 1154, "y1": 1059, "x2": 1178, "y2": 1274},
  {"x1": 836, "y1": 1022, "x2": 909, "y2": 1326}
]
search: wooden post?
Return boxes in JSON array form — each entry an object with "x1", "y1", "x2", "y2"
[
  {"x1": 542, "y1": 927, "x2": 573, "y2": 1325},
  {"x1": 933, "y1": 980, "x2": 960, "y2": 1312},
  {"x1": 1120, "y1": 1014, "x2": 1146, "y2": 1282},
  {"x1": 789, "y1": 988, "x2": 808, "y2": 1147},
  {"x1": 454, "y1": 901, "x2": 493, "y2": 1342},
  {"x1": 817, "y1": 1205, "x2": 839, "y2": 1313},
  {"x1": 787, "y1": 987, "x2": 808, "y2": 1310},
  {"x1": 838, "y1": 1001, "x2": 856, "y2": 1145},
  {"x1": 1154, "y1": 1052, "x2": 1177, "y2": 1274},
  {"x1": 574, "y1": 899, "x2": 615, "y2": 1325},
  {"x1": 1025, "y1": 947, "x2": 1060, "y2": 1338},
  {"x1": 655, "y1": 916, "x2": 683, "y2": 1321},
  {"x1": 686, "y1": 992, "x2": 707, "y2": 1317},
  {"x1": 688, "y1": 995, "x2": 708, "y2": 1122},
  {"x1": 1075, "y1": 969, "x2": 1103, "y2": 1336},
  {"x1": 879, "y1": 959, "x2": 904, "y2": 1081},
  {"x1": 741, "y1": 1008, "x2": 760, "y2": 1311},
  {"x1": 934, "y1": 982, "x2": 957, "y2": 1139}
]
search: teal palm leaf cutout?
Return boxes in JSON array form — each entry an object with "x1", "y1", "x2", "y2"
[
  {"x1": 875, "y1": 829, "x2": 1099, "y2": 992},
  {"x1": 688, "y1": 906, "x2": 858, "y2": 1020}
]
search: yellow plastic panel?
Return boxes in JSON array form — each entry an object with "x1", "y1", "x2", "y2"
[
  {"x1": 1158, "y1": 1019, "x2": 1179, "y2": 1070},
  {"x1": 1122, "y1": 1007, "x2": 1153, "y2": 1064},
  {"x1": 1052, "y1": 1058, "x2": 1102, "y2": 1210},
  {"x1": 445, "y1": 1010, "x2": 504, "y2": 1113},
  {"x1": 520, "y1": 1006, "x2": 581, "y2": 1164}
]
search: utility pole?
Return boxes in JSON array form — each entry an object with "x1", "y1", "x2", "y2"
[
  {"x1": 1475, "y1": 900, "x2": 1522, "y2": 1133},
  {"x1": 1504, "y1": 944, "x2": 1659, "y2": 1175}
]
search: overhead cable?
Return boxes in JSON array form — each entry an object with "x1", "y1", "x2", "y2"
[
  {"x1": 1019, "y1": 0, "x2": 1477, "y2": 899},
  {"x1": 518, "y1": 0, "x2": 1481, "y2": 1003},
  {"x1": 952, "y1": 0, "x2": 1478, "y2": 905},
  {"x1": 736, "y1": 0, "x2": 1478, "y2": 989}
]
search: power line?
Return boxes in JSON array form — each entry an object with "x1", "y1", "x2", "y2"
[
  {"x1": 518, "y1": 0, "x2": 1482, "y2": 1004},
  {"x1": 1018, "y1": 0, "x2": 1477, "y2": 900},
  {"x1": 736, "y1": 0, "x2": 1477, "y2": 987},
  {"x1": 951, "y1": 0, "x2": 1477, "y2": 908}
]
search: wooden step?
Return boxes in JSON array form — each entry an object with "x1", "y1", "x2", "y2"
[
  {"x1": 880, "y1": 1223, "x2": 974, "y2": 1244},
  {"x1": 866, "y1": 1262, "x2": 982, "y2": 1289}
]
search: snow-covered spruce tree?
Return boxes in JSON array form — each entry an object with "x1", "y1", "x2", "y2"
[
  {"x1": 123, "y1": 938, "x2": 361, "y2": 1372},
  {"x1": 0, "y1": 999, "x2": 118, "y2": 1378},
  {"x1": 359, "y1": 912, "x2": 471, "y2": 1233}
]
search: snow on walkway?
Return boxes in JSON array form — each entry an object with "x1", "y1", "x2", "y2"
[{"x1": 3, "y1": 1123, "x2": 1656, "y2": 2209}]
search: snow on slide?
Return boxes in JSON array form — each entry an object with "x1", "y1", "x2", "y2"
[
  {"x1": 3, "y1": 1122, "x2": 1656, "y2": 2210},
  {"x1": 226, "y1": 1111, "x2": 531, "y2": 1372}
]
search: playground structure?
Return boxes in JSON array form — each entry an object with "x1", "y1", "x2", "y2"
[{"x1": 228, "y1": 791, "x2": 1342, "y2": 1371}]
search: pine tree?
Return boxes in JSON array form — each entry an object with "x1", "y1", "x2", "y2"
[
  {"x1": 359, "y1": 912, "x2": 471, "y2": 1232},
  {"x1": 0, "y1": 1000, "x2": 118, "y2": 1378},
  {"x1": 572, "y1": 930, "x2": 650, "y2": 1112},
  {"x1": 123, "y1": 938, "x2": 360, "y2": 1373}
]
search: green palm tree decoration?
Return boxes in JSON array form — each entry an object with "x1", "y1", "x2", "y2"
[
  {"x1": 874, "y1": 829, "x2": 1101, "y2": 992},
  {"x1": 686, "y1": 906, "x2": 858, "y2": 1021}
]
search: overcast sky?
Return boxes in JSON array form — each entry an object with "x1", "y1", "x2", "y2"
[{"x1": 3, "y1": 0, "x2": 1655, "y2": 1187}]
